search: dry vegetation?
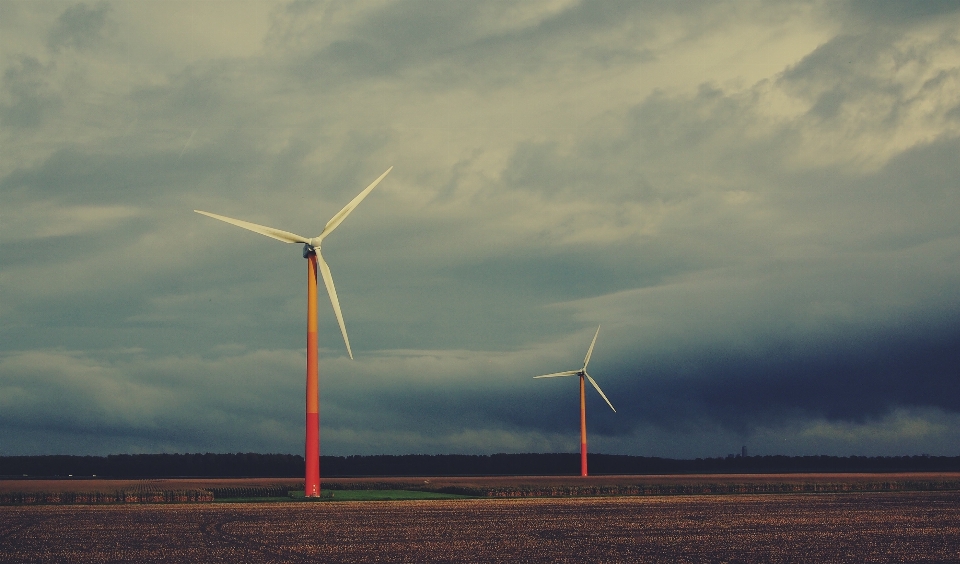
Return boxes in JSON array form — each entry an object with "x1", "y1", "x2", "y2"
[
  {"x1": 3, "y1": 473, "x2": 960, "y2": 504},
  {"x1": 0, "y1": 478, "x2": 298, "y2": 504},
  {"x1": 1, "y1": 492, "x2": 959, "y2": 562},
  {"x1": 321, "y1": 472, "x2": 960, "y2": 497},
  {"x1": 0, "y1": 478, "x2": 303, "y2": 495}
]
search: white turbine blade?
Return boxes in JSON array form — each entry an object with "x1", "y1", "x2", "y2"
[
  {"x1": 582, "y1": 325, "x2": 601, "y2": 370},
  {"x1": 586, "y1": 373, "x2": 616, "y2": 413},
  {"x1": 194, "y1": 210, "x2": 310, "y2": 244},
  {"x1": 533, "y1": 369, "x2": 580, "y2": 379},
  {"x1": 317, "y1": 167, "x2": 393, "y2": 242},
  {"x1": 316, "y1": 250, "x2": 353, "y2": 360}
]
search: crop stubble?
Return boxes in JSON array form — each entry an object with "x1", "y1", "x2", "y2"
[{"x1": 1, "y1": 492, "x2": 958, "y2": 563}]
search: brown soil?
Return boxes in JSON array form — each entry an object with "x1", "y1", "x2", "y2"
[{"x1": 2, "y1": 492, "x2": 959, "y2": 563}]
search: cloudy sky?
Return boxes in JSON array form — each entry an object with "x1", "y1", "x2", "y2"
[{"x1": 3, "y1": 0, "x2": 960, "y2": 459}]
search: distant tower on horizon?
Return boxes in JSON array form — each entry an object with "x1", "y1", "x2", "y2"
[{"x1": 742, "y1": 445, "x2": 748, "y2": 458}]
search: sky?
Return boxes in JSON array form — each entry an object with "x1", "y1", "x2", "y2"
[{"x1": 3, "y1": 0, "x2": 960, "y2": 459}]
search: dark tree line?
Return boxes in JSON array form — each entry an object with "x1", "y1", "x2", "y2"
[
  {"x1": 2, "y1": 453, "x2": 959, "y2": 478},
  {"x1": 0, "y1": 453, "x2": 302, "y2": 478}
]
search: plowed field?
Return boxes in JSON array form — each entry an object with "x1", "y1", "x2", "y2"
[{"x1": 2, "y1": 492, "x2": 959, "y2": 563}]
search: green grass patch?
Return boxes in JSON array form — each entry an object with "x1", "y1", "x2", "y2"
[{"x1": 287, "y1": 489, "x2": 472, "y2": 501}]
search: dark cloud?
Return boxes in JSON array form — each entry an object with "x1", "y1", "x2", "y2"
[
  {"x1": 501, "y1": 141, "x2": 614, "y2": 198},
  {"x1": 779, "y1": 32, "x2": 902, "y2": 120},
  {"x1": 47, "y1": 2, "x2": 111, "y2": 53},
  {"x1": 0, "y1": 144, "x2": 262, "y2": 205},
  {"x1": 619, "y1": 317, "x2": 960, "y2": 432},
  {"x1": 844, "y1": 0, "x2": 960, "y2": 24},
  {"x1": 284, "y1": 0, "x2": 646, "y2": 84},
  {"x1": 5, "y1": 1, "x2": 960, "y2": 459},
  {"x1": 131, "y1": 65, "x2": 229, "y2": 123},
  {"x1": 0, "y1": 56, "x2": 61, "y2": 127}
]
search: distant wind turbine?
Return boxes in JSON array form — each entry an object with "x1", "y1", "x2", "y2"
[
  {"x1": 534, "y1": 325, "x2": 615, "y2": 477},
  {"x1": 195, "y1": 166, "x2": 392, "y2": 497}
]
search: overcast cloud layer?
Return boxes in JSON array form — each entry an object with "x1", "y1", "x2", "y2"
[{"x1": 3, "y1": 0, "x2": 960, "y2": 458}]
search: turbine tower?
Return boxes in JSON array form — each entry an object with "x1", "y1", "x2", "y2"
[
  {"x1": 534, "y1": 325, "x2": 615, "y2": 477},
  {"x1": 195, "y1": 166, "x2": 392, "y2": 497}
]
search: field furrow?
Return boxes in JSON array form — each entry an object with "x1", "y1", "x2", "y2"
[{"x1": 1, "y1": 493, "x2": 959, "y2": 563}]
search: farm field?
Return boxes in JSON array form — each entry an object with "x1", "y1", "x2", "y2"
[
  {"x1": 4, "y1": 472, "x2": 960, "y2": 500},
  {"x1": 1, "y1": 492, "x2": 959, "y2": 563},
  {"x1": 5, "y1": 472, "x2": 958, "y2": 505}
]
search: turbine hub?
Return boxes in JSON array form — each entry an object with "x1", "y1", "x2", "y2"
[{"x1": 302, "y1": 243, "x2": 316, "y2": 258}]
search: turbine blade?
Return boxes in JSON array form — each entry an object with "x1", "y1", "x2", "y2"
[
  {"x1": 583, "y1": 325, "x2": 601, "y2": 370},
  {"x1": 533, "y1": 369, "x2": 580, "y2": 379},
  {"x1": 316, "y1": 251, "x2": 353, "y2": 359},
  {"x1": 586, "y1": 373, "x2": 616, "y2": 412},
  {"x1": 194, "y1": 210, "x2": 310, "y2": 244},
  {"x1": 318, "y1": 167, "x2": 393, "y2": 241}
]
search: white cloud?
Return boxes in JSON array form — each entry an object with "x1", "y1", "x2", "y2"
[{"x1": 0, "y1": 201, "x2": 141, "y2": 242}]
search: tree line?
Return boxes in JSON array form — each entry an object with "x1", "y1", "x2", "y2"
[{"x1": 2, "y1": 452, "x2": 959, "y2": 478}]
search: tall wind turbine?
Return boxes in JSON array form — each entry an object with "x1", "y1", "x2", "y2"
[
  {"x1": 534, "y1": 325, "x2": 615, "y2": 477},
  {"x1": 195, "y1": 166, "x2": 392, "y2": 497}
]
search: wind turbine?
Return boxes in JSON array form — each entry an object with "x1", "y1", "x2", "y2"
[
  {"x1": 195, "y1": 166, "x2": 392, "y2": 497},
  {"x1": 534, "y1": 325, "x2": 615, "y2": 477}
]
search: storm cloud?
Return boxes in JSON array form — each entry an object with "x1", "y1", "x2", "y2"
[{"x1": 3, "y1": 0, "x2": 960, "y2": 458}]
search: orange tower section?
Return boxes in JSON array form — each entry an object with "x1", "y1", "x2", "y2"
[
  {"x1": 579, "y1": 374, "x2": 588, "y2": 477},
  {"x1": 305, "y1": 252, "x2": 321, "y2": 497}
]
